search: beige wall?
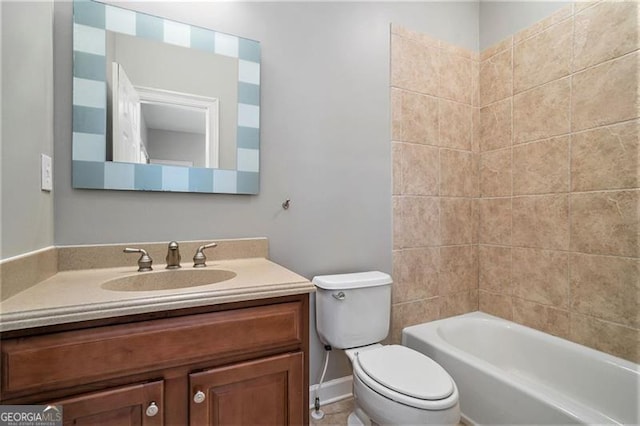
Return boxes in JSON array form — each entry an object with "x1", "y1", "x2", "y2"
[
  {"x1": 477, "y1": 2, "x2": 638, "y2": 363},
  {"x1": 392, "y1": 2, "x2": 639, "y2": 364},
  {"x1": 390, "y1": 25, "x2": 481, "y2": 344}
]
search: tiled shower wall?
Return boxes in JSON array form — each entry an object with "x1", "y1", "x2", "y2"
[
  {"x1": 477, "y1": 2, "x2": 638, "y2": 363},
  {"x1": 391, "y1": 2, "x2": 639, "y2": 363},
  {"x1": 390, "y1": 24, "x2": 480, "y2": 344}
]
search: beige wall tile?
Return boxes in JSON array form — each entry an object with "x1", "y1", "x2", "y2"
[
  {"x1": 574, "y1": 1, "x2": 598, "y2": 13},
  {"x1": 439, "y1": 245, "x2": 478, "y2": 295},
  {"x1": 472, "y1": 107, "x2": 481, "y2": 153},
  {"x1": 571, "y1": 120, "x2": 640, "y2": 191},
  {"x1": 480, "y1": 98, "x2": 512, "y2": 151},
  {"x1": 512, "y1": 247, "x2": 569, "y2": 308},
  {"x1": 441, "y1": 198, "x2": 474, "y2": 245},
  {"x1": 513, "y1": 298, "x2": 570, "y2": 339},
  {"x1": 391, "y1": 34, "x2": 440, "y2": 95},
  {"x1": 572, "y1": 51, "x2": 639, "y2": 132},
  {"x1": 391, "y1": 24, "x2": 440, "y2": 49},
  {"x1": 571, "y1": 253, "x2": 640, "y2": 329},
  {"x1": 479, "y1": 198, "x2": 512, "y2": 245},
  {"x1": 392, "y1": 142, "x2": 402, "y2": 195},
  {"x1": 440, "y1": 290, "x2": 478, "y2": 318},
  {"x1": 392, "y1": 196, "x2": 402, "y2": 249},
  {"x1": 397, "y1": 196, "x2": 440, "y2": 248},
  {"x1": 480, "y1": 36, "x2": 513, "y2": 62},
  {"x1": 513, "y1": 5, "x2": 573, "y2": 44},
  {"x1": 574, "y1": 1, "x2": 639, "y2": 72},
  {"x1": 402, "y1": 143, "x2": 439, "y2": 195},
  {"x1": 440, "y1": 52, "x2": 473, "y2": 105},
  {"x1": 479, "y1": 245, "x2": 512, "y2": 294},
  {"x1": 440, "y1": 149, "x2": 478, "y2": 197},
  {"x1": 480, "y1": 49, "x2": 513, "y2": 107},
  {"x1": 391, "y1": 88, "x2": 403, "y2": 140},
  {"x1": 479, "y1": 290, "x2": 513, "y2": 320},
  {"x1": 439, "y1": 99, "x2": 473, "y2": 150},
  {"x1": 471, "y1": 60, "x2": 480, "y2": 108},
  {"x1": 472, "y1": 199, "x2": 480, "y2": 244},
  {"x1": 392, "y1": 248, "x2": 440, "y2": 304},
  {"x1": 570, "y1": 190, "x2": 639, "y2": 257},
  {"x1": 513, "y1": 136, "x2": 570, "y2": 195},
  {"x1": 570, "y1": 313, "x2": 640, "y2": 363},
  {"x1": 480, "y1": 148, "x2": 512, "y2": 197},
  {"x1": 391, "y1": 89, "x2": 439, "y2": 144},
  {"x1": 391, "y1": 7, "x2": 639, "y2": 368},
  {"x1": 440, "y1": 41, "x2": 475, "y2": 60},
  {"x1": 390, "y1": 298, "x2": 440, "y2": 344},
  {"x1": 513, "y1": 78, "x2": 571, "y2": 144},
  {"x1": 512, "y1": 195, "x2": 569, "y2": 250},
  {"x1": 513, "y1": 19, "x2": 572, "y2": 93}
]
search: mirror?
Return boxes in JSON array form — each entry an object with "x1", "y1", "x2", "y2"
[{"x1": 72, "y1": 0, "x2": 260, "y2": 194}]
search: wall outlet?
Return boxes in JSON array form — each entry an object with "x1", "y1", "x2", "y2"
[{"x1": 41, "y1": 154, "x2": 53, "y2": 192}]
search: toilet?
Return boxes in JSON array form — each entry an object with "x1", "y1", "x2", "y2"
[{"x1": 313, "y1": 271, "x2": 460, "y2": 425}]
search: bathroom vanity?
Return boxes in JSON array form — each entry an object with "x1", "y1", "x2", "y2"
[{"x1": 0, "y1": 239, "x2": 313, "y2": 425}]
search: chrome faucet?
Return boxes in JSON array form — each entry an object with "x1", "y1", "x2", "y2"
[
  {"x1": 165, "y1": 241, "x2": 181, "y2": 269},
  {"x1": 123, "y1": 248, "x2": 153, "y2": 272},
  {"x1": 193, "y1": 242, "x2": 218, "y2": 268}
]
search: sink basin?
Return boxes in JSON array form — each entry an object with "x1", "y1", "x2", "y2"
[{"x1": 101, "y1": 269, "x2": 237, "y2": 292}]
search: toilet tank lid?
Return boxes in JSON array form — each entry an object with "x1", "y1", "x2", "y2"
[{"x1": 312, "y1": 271, "x2": 392, "y2": 290}]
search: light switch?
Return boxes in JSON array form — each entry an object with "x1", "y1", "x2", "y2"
[{"x1": 41, "y1": 154, "x2": 53, "y2": 192}]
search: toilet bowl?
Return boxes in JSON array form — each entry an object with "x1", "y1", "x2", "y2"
[
  {"x1": 313, "y1": 271, "x2": 460, "y2": 425},
  {"x1": 345, "y1": 344, "x2": 460, "y2": 425}
]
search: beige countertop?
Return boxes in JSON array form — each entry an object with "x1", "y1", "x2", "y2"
[{"x1": 0, "y1": 257, "x2": 314, "y2": 332}]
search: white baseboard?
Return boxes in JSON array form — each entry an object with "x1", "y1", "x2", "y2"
[{"x1": 308, "y1": 375, "x2": 353, "y2": 409}]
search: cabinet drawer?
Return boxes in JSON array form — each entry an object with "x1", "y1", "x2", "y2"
[{"x1": 2, "y1": 302, "x2": 302, "y2": 394}]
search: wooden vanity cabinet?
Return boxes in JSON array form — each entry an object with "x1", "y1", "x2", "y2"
[{"x1": 0, "y1": 294, "x2": 309, "y2": 425}]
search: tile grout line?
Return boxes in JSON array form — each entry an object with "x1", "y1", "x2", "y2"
[
  {"x1": 473, "y1": 52, "x2": 480, "y2": 304},
  {"x1": 568, "y1": 9, "x2": 575, "y2": 333},
  {"x1": 509, "y1": 36, "x2": 515, "y2": 321},
  {"x1": 476, "y1": 242, "x2": 639, "y2": 261},
  {"x1": 479, "y1": 46, "x2": 639, "y2": 111},
  {"x1": 478, "y1": 116, "x2": 638, "y2": 155},
  {"x1": 478, "y1": 289, "x2": 637, "y2": 332}
]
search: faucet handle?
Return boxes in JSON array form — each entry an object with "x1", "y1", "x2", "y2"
[
  {"x1": 193, "y1": 242, "x2": 218, "y2": 268},
  {"x1": 124, "y1": 248, "x2": 153, "y2": 272}
]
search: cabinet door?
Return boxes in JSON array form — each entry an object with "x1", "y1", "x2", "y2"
[
  {"x1": 50, "y1": 380, "x2": 163, "y2": 426},
  {"x1": 190, "y1": 352, "x2": 304, "y2": 425}
]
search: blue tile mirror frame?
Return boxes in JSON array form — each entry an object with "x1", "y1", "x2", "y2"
[{"x1": 72, "y1": 0, "x2": 261, "y2": 194}]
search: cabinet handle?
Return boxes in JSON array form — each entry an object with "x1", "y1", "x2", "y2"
[
  {"x1": 145, "y1": 402, "x2": 159, "y2": 417},
  {"x1": 193, "y1": 390, "x2": 206, "y2": 404}
]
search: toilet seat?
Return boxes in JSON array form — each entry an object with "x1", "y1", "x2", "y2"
[{"x1": 353, "y1": 345, "x2": 458, "y2": 410}]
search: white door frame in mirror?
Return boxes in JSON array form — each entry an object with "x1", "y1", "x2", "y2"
[{"x1": 132, "y1": 86, "x2": 219, "y2": 168}]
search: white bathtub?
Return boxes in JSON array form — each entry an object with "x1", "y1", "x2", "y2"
[{"x1": 403, "y1": 312, "x2": 639, "y2": 425}]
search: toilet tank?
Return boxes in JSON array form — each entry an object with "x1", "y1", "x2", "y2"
[{"x1": 313, "y1": 271, "x2": 392, "y2": 349}]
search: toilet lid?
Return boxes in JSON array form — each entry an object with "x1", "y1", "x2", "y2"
[{"x1": 356, "y1": 345, "x2": 454, "y2": 401}]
